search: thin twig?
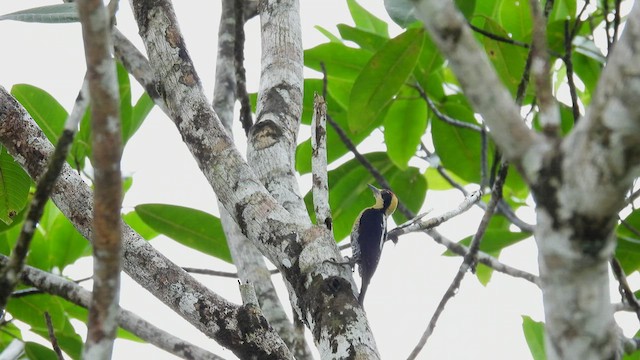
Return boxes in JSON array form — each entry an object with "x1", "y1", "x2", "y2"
[
  {"x1": 182, "y1": 266, "x2": 280, "y2": 277},
  {"x1": 429, "y1": 228, "x2": 538, "y2": 286},
  {"x1": 413, "y1": 84, "x2": 483, "y2": 132},
  {"x1": 619, "y1": 217, "x2": 640, "y2": 239},
  {"x1": 604, "y1": 0, "x2": 613, "y2": 53},
  {"x1": 234, "y1": 0, "x2": 253, "y2": 135},
  {"x1": 625, "y1": 188, "x2": 640, "y2": 207},
  {"x1": 564, "y1": 20, "x2": 581, "y2": 123},
  {"x1": 469, "y1": 23, "x2": 562, "y2": 58},
  {"x1": 469, "y1": 23, "x2": 531, "y2": 49},
  {"x1": 182, "y1": 267, "x2": 238, "y2": 278},
  {"x1": 480, "y1": 127, "x2": 489, "y2": 189},
  {"x1": 388, "y1": 190, "x2": 483, "y2": 241},
  {"x1": 610, "y1": 258, "x2": 640, "y2": 323},
  {"x1": 44, "y1": 312, "x2": 65, "y2": 360},
  {"x1": 613, "y1": 0, "x2": 622, "y2": 47},
  {"x1": 530, "y1": 0, "x2": 560, "y2": 135},
  {"x1": 570, "y1": 0, "x2": 590, "y2": 39},
  {"x1": 408, "y1": 162, "x2": 509, "y2": 360}
]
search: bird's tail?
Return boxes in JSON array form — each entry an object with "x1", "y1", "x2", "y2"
[{"x1": 358, "y1": 278, "x2": 370, "y2": 305}]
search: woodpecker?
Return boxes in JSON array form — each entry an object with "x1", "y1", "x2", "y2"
[{"x1": 351, "y1": 184, "x2": 398, "y2": 305}]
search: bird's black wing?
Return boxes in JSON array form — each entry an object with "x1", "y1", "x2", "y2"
[{"x1": 354, "y1": 209, "x2": 385, "y2": 284}]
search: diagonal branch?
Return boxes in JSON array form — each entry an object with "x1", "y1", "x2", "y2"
[
  {"x1": 408, "y1": 161, "x2": 508, "y2": 359},
  {"x1": 130, "y1": 0, "x2": 378, "y2": 357},
  {"x1": 0, "y1": 87, "x2": 293, "y2": 359},
  {"x1": 0, "y1": 256, "x2": 225, "y2": 360}
]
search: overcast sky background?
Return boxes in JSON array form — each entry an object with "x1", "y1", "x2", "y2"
[{"x1": 0, "y1": 1, "x2": 638, "y2": 359}]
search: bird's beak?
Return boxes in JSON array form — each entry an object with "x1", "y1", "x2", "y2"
[{"x1": 367, "y1": 184, "x2": 381, "y2": 195}]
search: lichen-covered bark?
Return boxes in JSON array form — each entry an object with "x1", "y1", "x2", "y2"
[
  {"x1": 0, "y1": 87, "x2": 293, "y2": 359},
  {"x1": 131, "y1": 0, "x2": 381, "y2": 357},
  {"x1": 412, "y1": 0, "x2": 640, "y2": 358},
  {"x1": 211, "y1": 2, "x2": 311, "y2": 356}
]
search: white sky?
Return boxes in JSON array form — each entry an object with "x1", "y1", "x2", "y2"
[{"x1": 0, "y1": 1, "x2": 638, "y2": 359}]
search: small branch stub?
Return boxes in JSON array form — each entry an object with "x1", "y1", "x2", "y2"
[{"x1": 311, "y1": 93, "x2": 331, "y2": 230}]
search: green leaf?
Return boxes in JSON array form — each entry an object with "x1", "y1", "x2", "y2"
[
  {"x1": 24, "y1": 342, "x2": 60, "y2": 360},
  {"x1": 62, "y1": 299, "x2": 143, "y2": 343},
  {"x1": 326, "y1": 77, "x2": 354, "y2": 109},
  {"x1": 135, "y1": 204, "x2": 231, "y2": 263},
  {"x1": 117, "y1": 62, "x2": 133, "y2": 142},
  {"x1": 475, "y1": 256, "x2": 497, "y2": 286},
  {"x1": 337, "y1": 24, "x2": 388, "y2": 52},
  {"x1": 444, "y1": 229, "x2": 530, "y2": 256},
  {"x1": 305, "y1": 43, "x2": 372, "y2": 80},
  {"x1": 388, "y1": 166, "x2": 428, "y2": 224},
  {"x1": 383, "y1": 94, "x2": 428, "y2": 170},
  {"x1": 127, "y1": 93, "x2": 154, "y2": 144},
  {"x1": 481, "y1": 18, "x2": 528, "y2": 96},
  {"x1": 616, "y1": 210, "x2": 640, "y2": 274},
  {"x1": 383, "y1": 0, "x2": 417, "y2": 28},
  {"x1": 0, "y1": 147, "x2": 31, "y2": 225},
  {"x1": 349, "y1": 28, "x2": 425, "y2": 132},
  {"x1": 0, "y1": 321, "x2": 22, "y2": 347},
  {"x1": 522, "y1": 316, "x2": 546, "y2": 360},
  {"x1": 424, "y1": 167, "x2": 468, "y2": 190},
  {"x1": 473, "y1": 0, "x2": 502, "y2": 20},
  {"x1": 431, "y1": 100, "x2": 487, "y2": 183},
  {"x1": 71, "y1": 105, "x2": 92, "y2": 170},
  {"x1": 455, "y1": 0, "x2": 477, "y2": 20},
  {"x1": 498, "y1": 0, "x2": 532, "y2": 41},
  {"x1": 549, "y1": 0, "x2": 577, "y2": 22},
  {"x1": 0, "y1": 3, "x2": 79, "y2": 23},
  {"x1": 123, "y1": 210, "x2": 159, "y2": 241},
  {"x1": 48, "y1": 212, "x2": 90, "y2": 270},
  {"x1": 414, "y1": 34, "x2": 444, "y2": 92},
  {"x1": 11, "y1": 84, "x2": 67, "y2": 144},
  {"x1": 309, "y1": 153, "x2": 426, "y2": 241},
  {"x1": 6, "y1": 294, "x2": 66, "y2": 331},
  {"x1": 347, "y1": 0, "x2": 389, "y2": 37},
  {"x1": 572, "y1": 52, "x2": 602, "y2": 98},
  {"x1": 624, "y1": 330, "x2": 640, "y2": 360},
  {"x1": 314, "y1": 25, "x2": 342, "y2": 43},
  {"x1": 31, "y1": 318, "x2": 83, "y2": 360}
]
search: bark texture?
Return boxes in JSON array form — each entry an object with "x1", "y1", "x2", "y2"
[
  {"x1": 413, "y1": 0, "x2": 640, "y2": 358},
  {"x1": 0, "y1": 87, "x2": 293, "y2": 359},
  {"x1": 77, "y1": 0, "x2": 123, "y2": 357},
  {"x1": 131, "y1": 0, "x2": 381, "y2": 357}
]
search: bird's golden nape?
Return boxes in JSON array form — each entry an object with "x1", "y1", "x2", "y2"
[{"x1": 381, "y1": 190, "x2": 398, "y2": 217}]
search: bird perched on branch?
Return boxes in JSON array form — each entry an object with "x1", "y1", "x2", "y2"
[{"x1": 351, "y1": 184, "x2": 398, "y2": 305}]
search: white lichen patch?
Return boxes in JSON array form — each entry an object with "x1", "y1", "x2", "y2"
[{"x1": 179, "y1": 291, "x2": 200, "y2": 315}]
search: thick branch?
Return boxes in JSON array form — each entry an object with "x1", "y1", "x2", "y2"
[
  {"x1": 130, "y1": 1, "x2": 377, "y2": 358},
  {"x1": 0, "y1": 87, "x2": 292, "y2": 359},
  {"x1": 211, "y1": 1, "x2": 311, "y2": 356},
  {"x1": 0, "y1": 256, "x2": 225, "y2": 360},
  {"x1": 249, "y1": 0, "x2": 309, "y2": 222}
]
